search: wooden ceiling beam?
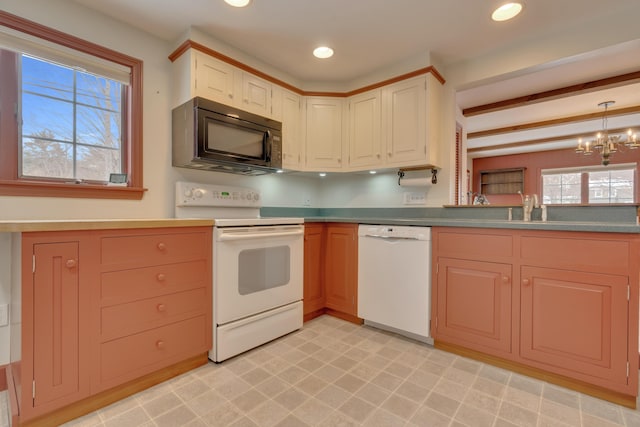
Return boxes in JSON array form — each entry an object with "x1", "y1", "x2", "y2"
[{"x1": 462, "y1": 70, "x2": 640, "y2": 117}]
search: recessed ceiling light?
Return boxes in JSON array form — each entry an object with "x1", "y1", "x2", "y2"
[
  {"x1": 491, "y1": 2, "x2": 523, "y2": 21},
  {"x1": 313, "y1": 46, "x2": 334, "y2": 59},
  {"x1": 369, "y1": 170, "x2": 377, "y2": 174},
  {"x1": 319, "y1": 172, "x2": 327, "y2": 177},
  {"x1": 224, "y1": 0, "x2": 251, "y2": 7}
]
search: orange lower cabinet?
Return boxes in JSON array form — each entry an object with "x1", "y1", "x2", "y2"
[
  {"x1": 520, "y1": 266, "x2": 629, "y2": 392},
  {"x1": 435, "y1": 257, "x2": 512, "y2": 356}
]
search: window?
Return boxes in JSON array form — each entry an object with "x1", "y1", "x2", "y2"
[
  {"x1": 542, "y1": 164, "x2": 636, "y2": 205},
  {"x1": 542, "y1": 172, "x2": 581, "y2": 204},
  {"x1": 0, "y1": 11, "x2": 144, "y2": 199}
]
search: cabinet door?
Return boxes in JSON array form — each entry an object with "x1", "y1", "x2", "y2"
[
  {"x1": 324, "y1": 224, "x2": 358, "y2": 316},
  {"x1": 520, "y1": 266, "x2": 628, "y2": 387},
  {"x1": 281, "y1": 90, "x2": 303, "y2": 168},
  {"x1": 194, "y1": 51, "x2": 236, "y2": 105},
  {"x1": 382, "y1": 76, "x2": 427, "y2": 166},
  {"x1": 303, "y1": 224, "x2": 325, "y2": 317},
  {"x1": 434, "y1": 257, "x2": 512, "y2": 354},
  {"x1": 305, "y1": 97, "x2": 343, "y2": 170},
  {"x1": 240, "y1": 72, "x2": 272, "y2": 117},
  {"x1": 348, "y1": 89, "x2": 382, "y2": 169},
  {"x1": 32, "y1": 242, "x2": 82, "y2": 408}
]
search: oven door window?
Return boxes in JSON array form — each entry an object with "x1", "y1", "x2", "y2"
[{"x1": 238, "y1": 246, "x2": 290, "y2": 295}]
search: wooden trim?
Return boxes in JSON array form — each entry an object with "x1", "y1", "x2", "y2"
[
  {"x1": 18, "y1": 353, "x2": 208, "y2": 427},
  {"x1": 7, "y1": 364, "x2": 19, "y2": 427},
  {"x1": 0, "y1": 364, "x2": 6, "y2": 391},
  {"x1": 168, "y1": 39, "x2": 446, "y2": 98},
  {"x1": 463, "y1": 70, "x2": 640, "y2": 117},
  {"x1": 467, "y1": 126, "x2": 635, "y2": 154},
  {"x1": 435, "y1": 340, "x2": 636, "y2": 409},
  {"x1": 324, "y1": 308, "x2": 363, "y2": 325},
  {"x1": 467, "y1": 105, "x2": 640, "y2": 139},
  {"x1": 0, "y1": 180, "x2": 147, "y2": 199},
  {"x1": 0, "y1": 10, "x2": 144, "y2": 196},
  {"x1": 303, "y1": 308, "x2": 326, "y2": 323}
]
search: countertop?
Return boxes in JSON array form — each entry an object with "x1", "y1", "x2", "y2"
[
  {"x1": 302, "y1": 217, "x2": 640, "y2": 233},
  {"x1": 0, "y1": 218, "x2": 214, "y2": 232}
]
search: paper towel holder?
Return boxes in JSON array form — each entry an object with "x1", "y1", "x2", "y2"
[{"x1": 397, "y1": 165, "x2": 439, "y2": 186}]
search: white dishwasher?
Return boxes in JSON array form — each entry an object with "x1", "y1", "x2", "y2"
[{"x1": 357, "y1": 224, "x2": 432, "y2": 343}]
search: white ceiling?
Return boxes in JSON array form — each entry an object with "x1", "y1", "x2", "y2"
[{"x1": 72, "y1": 0, "x2": 640, "y2": 157}]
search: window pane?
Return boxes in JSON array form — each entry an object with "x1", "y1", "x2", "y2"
[
  {"x1": 588, "y1": 169, "x2": 634, "y2": 203},
  {"x1": 76, "y1": 145, "x2": 121, "y2": 181},
  {"x1": 543, "y1": 172, "x2": 581, "y2": 204},
  {"x1": 20, "y1": 54, "x2": 123, "y2": 181},
  {"x1": 21, "y1": 138, "x2": 73, "y2": 179}
]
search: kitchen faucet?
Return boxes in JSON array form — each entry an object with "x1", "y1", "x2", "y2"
[{"x1": 519, "y1": 191, "x2": 539, "y2": 221}]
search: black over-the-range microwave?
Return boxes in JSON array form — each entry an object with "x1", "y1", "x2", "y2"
[{"x1": 172, "y1": 97, "x2": 283, "y2": 175}]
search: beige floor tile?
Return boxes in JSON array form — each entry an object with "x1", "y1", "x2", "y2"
[{"x1": 42, "y1": 315, "x2": 640, "y2": 427}]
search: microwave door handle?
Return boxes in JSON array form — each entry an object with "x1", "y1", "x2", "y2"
[{"x1": 265, "y1": 130, "x2": 272, "y2": 161}]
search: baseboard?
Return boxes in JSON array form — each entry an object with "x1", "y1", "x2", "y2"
[
  {"x1": 303, "y1": 308, "x2": 326, "y2": 322},
  {"x1": 324, "y1": 308, "x2": 363, "y2": 325}
]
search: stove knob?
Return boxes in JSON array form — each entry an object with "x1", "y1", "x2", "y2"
[
  {"x1": 253, "y1": 193, "x2": 260, "y2": 201},
  {"x1": 184, "y1": 189, "x2": 193, "y2": 198},
  {"x1": 194, "y1": 189, "x2": 204, "y2": 198}
]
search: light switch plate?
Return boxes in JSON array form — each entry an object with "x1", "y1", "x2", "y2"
[{"x1": 403, "y1": 192, "x2": 426, "y2": 205}]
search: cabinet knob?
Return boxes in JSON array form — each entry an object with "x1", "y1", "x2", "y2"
[
  {"x1": 65, "y1": 259, "x2": 77, "y2": 268},
  {"x1": 156, "y1": 273, "x2": 166, "y2": 282},
  {"x1": 228, "y1": 93, "x2": 233, "y2": 99},
  {"x1": 522, "y1": 278, "x2": 530, "y2": 286},
  {"x1": 157, "y1": 242, "x2": 167, "y2": 251},
  {"x1": 502, "y1": 276, "x2": 510, "y2": 284},
  {"x1": 244, "y1": 99, "x2": 248, "y2": 104},
  {"x1": 157, "y1": 304, "x2": 166, "y2": 312},
  {"x1": 156, "y1": 340, "x2": 165, "y2": 349}
]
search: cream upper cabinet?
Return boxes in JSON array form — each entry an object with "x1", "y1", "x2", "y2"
[
  {"x1": 240, "y1": 73, "x2": 272, "y2": 117},
  {"x1": 305, "y1": 97, "x2": 344, "y2": 170},
  {"x1": 348, "y1": 89, "x2": 382, "y2": 169},
  {"x1": 194, "y1": 51, "x2": 236, "y2": 105},
  {"x1": 382, "y1": 74, "x2": 440, "y2": 167},
  {"x1": 281, "y1": 90, "x2": 304, "y2": 169}
]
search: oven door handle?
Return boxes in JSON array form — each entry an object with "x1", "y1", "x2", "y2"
[{"x1": 217, "y1": 229, "x2": 304, "y2": 241}]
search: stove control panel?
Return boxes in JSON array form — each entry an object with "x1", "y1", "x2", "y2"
[{"x1": 176, "y1": 181, "x2": 261, "y2": 207}]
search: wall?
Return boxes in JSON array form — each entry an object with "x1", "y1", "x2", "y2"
[{"x1": 472, "y1": 147, "x2": 640, "y2": 205}]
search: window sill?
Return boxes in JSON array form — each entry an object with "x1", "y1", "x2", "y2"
[{"x1": 0, "y1": 180, "x2": 147, "y2": 200}]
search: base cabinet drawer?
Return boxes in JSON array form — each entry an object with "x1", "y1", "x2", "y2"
[
  {"x1": 101, "y1": 288, "x2": 207, "y2": 341},
  {"x1": 99, "y1": 316, "x2": 207, "y2": 387}
]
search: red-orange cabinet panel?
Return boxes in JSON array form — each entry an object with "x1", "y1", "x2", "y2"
[
  {"x1": 435, "y1": 257, "x2": 512, "y2": 355},
  {"x1": 32, "y1": 242, "x2": 82, "y2": 408},
  {"x1": 520, "y1": 266, "x2": 629, "y2": 389},
  {"x1": 324, "y1": 223, "x2": 358, "y2": 316},
  {"x1": 303, "y1": 223, "x2": 325, "y2": 317}
]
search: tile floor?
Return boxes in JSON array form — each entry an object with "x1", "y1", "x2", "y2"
[{"x1": 4, "y1": 315, "x2": 640, "y2": 426}]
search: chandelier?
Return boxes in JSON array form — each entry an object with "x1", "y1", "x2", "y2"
[{"x1": 575, "y1": 101, "x2": 638, "y2": 166}]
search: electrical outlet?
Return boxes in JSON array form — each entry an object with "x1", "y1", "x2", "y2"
[
  {"x1": 403, "y1": 192, "x2": 426, "y2": 205},
  {"x1": 302, "y1": 195, "x2": 311, "y2": 207},
  {"x1": 0, "y1": 304, "x2": 8, "y2": 327}
]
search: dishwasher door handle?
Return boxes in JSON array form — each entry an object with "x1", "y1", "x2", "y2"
[{"x1": 364, "y1": 234, "x2": 422, "y2": 241}]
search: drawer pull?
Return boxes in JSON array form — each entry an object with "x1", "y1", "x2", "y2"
[
  {"x1": 156, "y1": 273, "x2": 166, "y2": 282},
  {"x1": 502, "y1": 276, "x2": 510, "y2": 284},
  {"x1": 522, "y1": 278, "x2": 531, "y2": 286},
  {"x1": 65, "y1": 259, "x2": 77, "y2": 268},
  {"x1": 157, "y1": 304, "x2": 166, "y2": 312},
  {"x1": 156, "y1": 340, "x2": 165, "y2": 349},
  {"x1": 157, "y1": 242, "x2": 167, "y2": 251}
]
